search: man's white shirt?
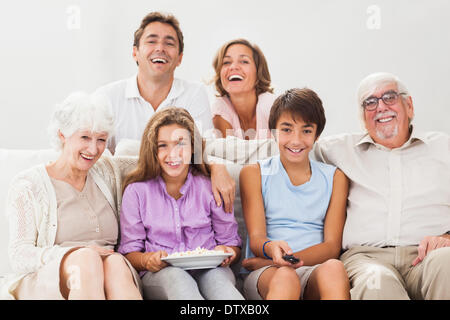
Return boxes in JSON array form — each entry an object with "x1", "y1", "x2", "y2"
[
  {"x1": 95, "y1": 75, "x2": 213, "y2": 153},
  {"x1": 312, "y1": 128, "x2": 450, "y2": 249}
]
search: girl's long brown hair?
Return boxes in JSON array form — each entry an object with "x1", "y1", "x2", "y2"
[{"x1": 122, "y1": 107, "x2": 210, "y2": 193}]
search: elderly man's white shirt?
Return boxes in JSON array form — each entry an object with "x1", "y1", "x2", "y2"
[
  {"x1": 95, "y1": 75, "x2": 213, "y2": 153},
  {"x1": 312, "y1": 128, "x2": 450, "y2": 250}
]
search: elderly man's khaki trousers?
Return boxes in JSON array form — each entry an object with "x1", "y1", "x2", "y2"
[{"x1": 340, "y1": 246, "x2": 450, "y2": 300}]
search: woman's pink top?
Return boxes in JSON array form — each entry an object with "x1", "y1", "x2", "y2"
[{"x1": 211, "y1": 92, "x2": 276, "y2": 139}]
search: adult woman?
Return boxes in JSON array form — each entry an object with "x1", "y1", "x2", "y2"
[
  {"x1": 5, "y1": 92, "x2": 142, "y2": 299},
  {"x1": 211, "y1": 38, "x2": 276, "y2": 140}
]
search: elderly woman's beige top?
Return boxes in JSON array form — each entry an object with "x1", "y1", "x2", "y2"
[
  {"x1": 52, "y1": 173, "x2": 118, "y2": 248},
  {"x1": 2, "y1": 155, "x2": 138, "y2": 299}
]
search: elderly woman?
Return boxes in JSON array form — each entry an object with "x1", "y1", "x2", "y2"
[
  {"x1": 211, "y1": 38, "x2": 276, "y2": 140},
  {"x1": 5, "y1": 92, "x2": 142, "y2": 300}
]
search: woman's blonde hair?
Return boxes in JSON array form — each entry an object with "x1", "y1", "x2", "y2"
[
  {"x1": 122, "y1": 107, "x2": 210, "y2": 193},
  {"x1": 212, "y1": 38, "x2": 273, "y2": 97}
]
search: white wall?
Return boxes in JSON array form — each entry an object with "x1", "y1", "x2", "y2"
[{"x1": 1, "y1": 0, "x2": 449, "y2": 149}]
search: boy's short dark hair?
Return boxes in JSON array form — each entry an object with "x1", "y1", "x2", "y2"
[{"x1": 269, "y1": 88, "x2": 326, "y2": 138}]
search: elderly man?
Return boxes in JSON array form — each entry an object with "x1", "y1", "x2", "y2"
[{"x1": 313, "y1": 72, "x2": 450, "y2": 299}]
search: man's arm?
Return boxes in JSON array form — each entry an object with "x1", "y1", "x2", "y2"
[
  {"x1": 412, "y1": 233, "x2": 450, "y2": 266},
  {"x1": 190, "y1": 84, "x2": 213, "y2": 135}
]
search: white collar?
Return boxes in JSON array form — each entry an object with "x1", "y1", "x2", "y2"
[
  {"x1": 355, "y1": 125, "x2": 428, "y2": 150},
  {"x1": 125, "y1": 74, "x2": 185, "y2": 102}
]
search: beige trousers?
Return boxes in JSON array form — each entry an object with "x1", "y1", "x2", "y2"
[{"x1": 340, "y1": 245, "x2": 450, "y2": 300}]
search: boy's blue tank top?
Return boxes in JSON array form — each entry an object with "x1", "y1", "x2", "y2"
[{"x1": 244, "y1": 154, "x2": 337, "y2": 262}]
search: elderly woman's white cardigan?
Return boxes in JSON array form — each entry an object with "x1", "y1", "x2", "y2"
[{"x1": 1, "y1": 155, "x2": 137, "y2": 299}]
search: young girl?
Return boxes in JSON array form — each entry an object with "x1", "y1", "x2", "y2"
[
  {"x1": 118, "y1": 107, "x2": 243, "y2": 300},
  {"x1": 240, "y1": 88, "x2": 351, "y2": 300}
]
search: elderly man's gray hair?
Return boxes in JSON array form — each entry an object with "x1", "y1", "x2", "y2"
[
  {"x1": 356, "y1": 72, "x2": 411, "y2": 131},
  {"x1": 48, "y1": 91, "x2": 115, "y2": 151}
]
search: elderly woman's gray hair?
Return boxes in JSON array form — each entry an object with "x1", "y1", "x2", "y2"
[
  {"x1": 48, "y1": 92, "x2": 115, "y2": 151},
  {"x1": 356, "y1": 72, "x2": 411, "y2": 130}
]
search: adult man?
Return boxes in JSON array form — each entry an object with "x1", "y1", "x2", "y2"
[
  {"x1": 96, "y1": 12, "x2": 234, "y2": 212},
  {"x1": 313, "y1": 72, "x2": 450, "y2": 299},
  {"x1": 95, "y1": 11, "x2": 212, "y2": 154}
]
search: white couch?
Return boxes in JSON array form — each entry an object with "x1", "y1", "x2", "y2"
[{"x1": 0, "y1": 137, "x2": 278, "y2": 298}]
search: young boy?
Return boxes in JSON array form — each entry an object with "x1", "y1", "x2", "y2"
[{"x1": 240, "y1": 88, "x2": 350, "y2": 300}]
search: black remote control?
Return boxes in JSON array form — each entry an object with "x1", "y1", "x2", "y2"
[{"x1": 282, "y1": 254, "x2": 300, "y2": 264}]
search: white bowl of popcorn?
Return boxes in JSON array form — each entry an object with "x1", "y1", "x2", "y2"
[{"x1": 161, "y1": 247, "x2": 232, "y2": 270}]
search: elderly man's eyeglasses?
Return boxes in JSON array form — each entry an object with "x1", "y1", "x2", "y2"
[{"x1": 362, "y1": 91, "x2": 406, "y2": 111}]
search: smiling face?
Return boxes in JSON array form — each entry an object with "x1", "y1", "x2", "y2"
[
  {"x1": 133, "y1": 21, "x2": 183, "y2": 79},
  {"x1": 60, "y1": 129, "x2": 108, "y2": 173},
  {"x1": 363, "y1": 82, "x2": 414, "y2": 148},
  {"x1": 220, "y1": 44, "x2": 257, "y2": 96},
  {"x1": 276, "y1": 112, "x2": 317, "y2": 165},
  {"x1": 157, "y1": 123, "x2": 192, "y2": 181}
]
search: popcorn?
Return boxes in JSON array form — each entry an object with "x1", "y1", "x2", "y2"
[{"x1": 166, "y1": 247, "x2": 224, "y2": 258}]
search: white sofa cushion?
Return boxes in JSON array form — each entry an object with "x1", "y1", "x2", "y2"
[
  {"x1": 114, "y1": 139, "x2": 141, "y2": 156},
  {"x1": 205, "y1": 136, "x2": 278, "y2": 165}
]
